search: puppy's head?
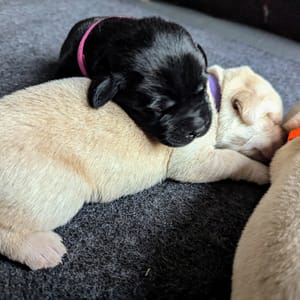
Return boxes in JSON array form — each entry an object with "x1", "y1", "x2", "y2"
[
  {"x1": 89, "y1": 17, "x2": 211, "y2": 147},
  {"x1": 209, "y1": 65, "x2": 284, "y2": 162}
]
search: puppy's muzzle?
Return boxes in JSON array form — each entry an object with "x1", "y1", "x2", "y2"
[
  {"x1": 247, "y1": 125, "x2": 286, "y2": 163},
  {"x1": 158, "y1": 98, "x2": 212, "y2": 147}
]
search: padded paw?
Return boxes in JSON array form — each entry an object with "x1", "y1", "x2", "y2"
[
  {"x1": 252, "y1": 162, "x2": 269, "y2": 185},
  {"x1": 20, "y1": 231, "x2": 67, "y2": 270}
]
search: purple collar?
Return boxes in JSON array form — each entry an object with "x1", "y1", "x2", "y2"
[{"x1": 208, "y1": 74, "x2": 221, "y2": 112}]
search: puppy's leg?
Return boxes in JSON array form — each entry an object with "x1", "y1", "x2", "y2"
[
  {"x1": 0, "y1": 152, "x2": 93, "y2": 269},
  {"x1": 0, "y1": 228, "x2": 66, "y2": 270},
  {"x1": 168, "y1": 148, "x2": 269, "y2": 185},
  {"x1": 0, "y1": 190, "x2": 84, "y2": 270}
]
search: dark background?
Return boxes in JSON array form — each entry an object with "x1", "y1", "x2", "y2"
[{"x1": 156, "y1": 0, "x2": 300, "y2": 42}]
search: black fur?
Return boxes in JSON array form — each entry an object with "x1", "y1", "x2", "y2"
[{"x1": 56, "y1": 16, "x2": 212, "y2": 147}]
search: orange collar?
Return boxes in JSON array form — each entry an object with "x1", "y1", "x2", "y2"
[{"x1": 288, "y1": 127, "x2": 300, "y2": 141}]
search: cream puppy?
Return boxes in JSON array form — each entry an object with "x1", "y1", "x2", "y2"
[
  {"x1": 231, "y1": 102, "x2": 300, "y2": 300},
  {"x1": 0, "y1": 66, "x2": 283, "y2": 270}
]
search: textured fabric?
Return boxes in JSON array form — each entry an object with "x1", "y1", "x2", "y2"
[{"x1": 0, "y1": 0, "x2": 299, "y2": 299}]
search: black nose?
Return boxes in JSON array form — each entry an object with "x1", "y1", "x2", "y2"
[
  {"x1": 187, "y1": 128, "x2": 207, "y2": 140},
  {"x1": 186, "y1": 131, "x2": 205, "y2": 139},
  {"x1": 185, "y1": 133, "x2": 196, "y2": 140}
]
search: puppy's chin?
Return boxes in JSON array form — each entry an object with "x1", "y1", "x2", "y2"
[
  {"x1": 246, "y1": 151, "x2": 270, "y2": 164},
  {"x1": 241, "y1": 138, "x2": 284, "y2": 164},
  {"x1": 158, "y1": 137, "x2": 194, "y2": 147},
  {"x1": 146, "y1": 128, "x2": 195, "y2": 147},
  {"x1": 153, "y1": 122, "x2": 211, "y2": 147}
]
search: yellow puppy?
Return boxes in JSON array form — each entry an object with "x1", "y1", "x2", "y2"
[
  {"x1": 232, "y1": 101, "x2": 300, "y2": 300},
  {"x1": 0, "y1": 66, "x2": 283, "y2": 270}
]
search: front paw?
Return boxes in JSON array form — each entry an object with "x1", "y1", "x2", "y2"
[
  {"x1": 233, "y1": 157, "x2": 270, "y2": 185},
  {"x1": 247, "y1": 161, "x2": 270, "y2": 185}
]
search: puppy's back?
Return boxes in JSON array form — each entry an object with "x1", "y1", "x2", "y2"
[
  {"x1": 0, "y1": 77, "x2": 160, "y2": 152},
  {"x1": 232, "y1": 140, "x2": 300, "y2": 300},
  {"x1": 0, "y1": 78, "x2": 170, "y2": 209}
]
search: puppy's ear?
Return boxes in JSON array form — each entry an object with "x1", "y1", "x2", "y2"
[
  {"x1": 88, "y1": 73, "x2": 126, "y2": 108},
  {"x1": 283, "y1": 112, "x2": 300, "y2": 131},
  {"x1": 207, "y1": 65, "x2": 224, "y2": 84},
  {"x1": 231, "y1": 95, "x2": 262, "y2": 125},
  {"x1": 232, "y1": 94, "x2": 283, "y2": 126},
  {"x1": 282, "y1": 102, "x2": 300, "y2": 131},
  {"x1": 283, "y1": 102, "x2": 300, "y2": 131},
  {"x1": 197, "y1": 44, "x2": 207, "y2": 67}
]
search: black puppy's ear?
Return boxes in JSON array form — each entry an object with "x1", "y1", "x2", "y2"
[
  {"x1": 197, "y1": 44, "x2": 208, "y2": 68},
  {"x1": 88, "y1": 73, "x2": 126, "y2": 108}
]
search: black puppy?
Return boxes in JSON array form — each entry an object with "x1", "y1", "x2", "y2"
[{"x1": 56, "y1": 16, "x2": 211, "y2": 147}]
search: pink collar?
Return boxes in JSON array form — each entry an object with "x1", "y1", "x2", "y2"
[
  {"x1": 77, "y1": 16, "x2": 130, "y2": 77},
  {"x1": 77, "y1": 18, "x2": 104, "y2": 77}
]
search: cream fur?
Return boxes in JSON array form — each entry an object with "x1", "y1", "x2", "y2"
[
  {"x1": 209, "y1": 65, "x2": 283, "y2": 161},
  {"x1": 232, "y1": 102, "x2": 300, "y2": 300},
  {"x1": 0, "y1": 65, "x2": 283, "y2": 270}
]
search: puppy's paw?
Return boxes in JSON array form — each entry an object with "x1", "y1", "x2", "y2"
[
  {"x1": 248, "y1": 161, "x2": 270, "y2": 185},
  {"x1": 233, "y1": 156, "x2": 270, "y2": 184},
  {"x1": 20, "y1": 231, "x2": 67, "y2": 270}
]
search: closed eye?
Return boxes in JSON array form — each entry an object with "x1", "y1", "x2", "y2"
[
  {"x1": 194, "y1": 84, "x2": 205, "y2": 96},
  {"x1": 156, "y1": 97, "x2": 176, "y2": 113}
]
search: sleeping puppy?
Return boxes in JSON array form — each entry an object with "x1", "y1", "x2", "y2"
[
  {"x1": 0, "y1": 65, "x2": 283, "y2": 270},
  {"x1": 56, "y1": 16, "x2": 211, "y2": 147},
  {"x1": 231, "y1": 102, "x2": 300, "y2": 300}
]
